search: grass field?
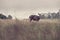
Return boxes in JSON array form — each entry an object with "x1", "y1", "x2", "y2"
[{"x1": 0, "y1": 19, "x2": 60, "y2": 40}]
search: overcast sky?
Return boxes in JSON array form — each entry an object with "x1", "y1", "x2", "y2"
[{"x1": 0, "y1": 0, "x2": 60, "y2": 19}]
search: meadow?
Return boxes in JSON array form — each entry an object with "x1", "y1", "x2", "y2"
[{"x1": 0, "y1": 19, "x2": 60, "y2": 40}]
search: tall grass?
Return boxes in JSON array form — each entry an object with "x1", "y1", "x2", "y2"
[{"x1": 0, "y1": 19, "x2": 60, "y2": 40}]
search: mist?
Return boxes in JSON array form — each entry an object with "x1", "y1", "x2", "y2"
[{"x1": 0, "y1": 0, "x2": 60, "y2": 19}]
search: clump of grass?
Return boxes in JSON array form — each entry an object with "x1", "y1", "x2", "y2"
[{"x1": 0, "y1": 19, "x2": 60, "y2": 40}]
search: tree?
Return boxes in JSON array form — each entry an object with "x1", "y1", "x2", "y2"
[
  {"x1": 51, "y1": 13, "x2": 56, "y2": 19},
  {"x1": 41, "y1": 14, "x2": 45, "y2": 19},
  {"x1": 47, "y1": 14, "x2": 51, "y2": 19},
  {"x1": 47, "y1": 12, "x2": 51, "y2": 19},
  {"x1": 8, "y1": 15, "x2": 12, "y2": 19}
]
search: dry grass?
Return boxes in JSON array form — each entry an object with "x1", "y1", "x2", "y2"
[{"x1": 0, "y1": 19, "x2": 60, "y2": 40}]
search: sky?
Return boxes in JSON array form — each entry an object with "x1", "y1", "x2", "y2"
[{"x1": 0, "y1": 0, "x2": 60, "y2": 19}]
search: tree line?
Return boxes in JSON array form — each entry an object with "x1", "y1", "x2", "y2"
[
  {"x1": 38, "y1": 9, "x2": 60, "y2": 19},
  {"x1": 0, "y1": 13, "x2": 12, "y2": 19}
]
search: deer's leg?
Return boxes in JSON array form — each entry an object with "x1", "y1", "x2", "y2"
[{"x1": 30, "y1": 19, "x2": 32, "y2": 22}]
